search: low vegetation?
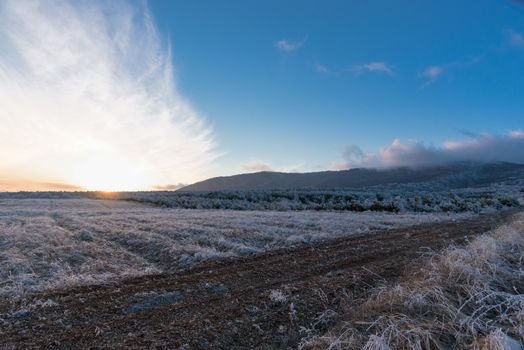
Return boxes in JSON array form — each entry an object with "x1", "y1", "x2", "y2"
[
  {"x1": 299, "y1": 213, "x2": 524, "y2": 349},
  {"x1": 0, "y1": 197, "x2": 462, "y2": 299},
  {"x1": 91, "y1": 179, "x2": 523, "y2": 213}
]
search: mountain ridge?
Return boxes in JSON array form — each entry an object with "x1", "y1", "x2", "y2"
[{"x1": 179, "y1": 162, "x2": 524, "y2": 192}]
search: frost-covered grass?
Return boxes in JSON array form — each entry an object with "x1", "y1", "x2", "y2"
[
  {"x1": 299, "y1": 213, "x2": 524, "y2": 350},
  {"x1": 90, "y1": 179, "x2": 524, "y2": 213},
  {"x1": 0, "y1": 198, "x2": 467, "y2": 299}
]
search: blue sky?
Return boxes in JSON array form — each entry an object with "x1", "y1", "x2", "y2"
[
  {"x1": 0, "y1": 0, "x2": 523, "y2": 190},
  {"x1": 149, "y1": 0, "x2": 524, "y2": 174}
]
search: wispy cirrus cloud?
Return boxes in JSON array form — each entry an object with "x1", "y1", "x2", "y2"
[
  {"x1": 314, "y1": 63, "x2": 329, "y2": 74},
  {"x1": 314, "y1": 61, "x2": 394, "y2": 77},
  {"x1": 422, "y1": 56, "x2": 481, "y2": 85},
  {"x1": 0, "y1": 0, "x2": 217, "y2": 191},
  {"x1": 352, "y1": 61, "x2": 393, "y2": 75},
  {"x1": 275, "y1": 36, "x2": 307, "y2": 53},
  {"x1": 332, "y1": 131, "x2": 524, "y2": 169}
]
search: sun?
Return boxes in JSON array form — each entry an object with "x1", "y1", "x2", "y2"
[{"x1": 67, "y1": 152, "x2": 155, "y2": 192}]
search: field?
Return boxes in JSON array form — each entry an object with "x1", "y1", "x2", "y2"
[
  {"x1": 0, "y1": 197, "x2": 466, "y2": 299},
  {"x1": 0, "y1": 194, "x2": 522, "y2": 349}
]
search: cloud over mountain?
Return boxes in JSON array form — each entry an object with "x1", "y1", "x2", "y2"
[
  {"x1": 333, "y1": 131, "x2": 524, "y2": 169},
  {"x1": 242, "y1": 161, "x2": 274, "y2": 172}
]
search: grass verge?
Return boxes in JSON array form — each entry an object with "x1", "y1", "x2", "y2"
[{"x1": 300, "y1": 213, "x2": 524, "y2": 350}]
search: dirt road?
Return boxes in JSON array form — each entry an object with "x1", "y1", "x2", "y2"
[{"x1": 1, "y1": 210, "x2": 518, "y2": 349}]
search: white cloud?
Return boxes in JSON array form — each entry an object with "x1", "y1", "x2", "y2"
[
  {"x1": 0, "y1": 0, "x2": 217, "y2": 191},
  {"x1": 242, "y1": 161, "x2": 274, "y2": 172},
  {"x1": 315, "y1": 61, "x2": 394, "y2": 77},
  {"x1": 352, "y1": 61, "x2": 393, "y2": 75},
  {"x1": 152, "y1": 183, "x2": 187, "y2": 191},
  {"x1": 333, "y1": 131, "x2": 524, "y2": 169},
  {"x1": 510, "y1": 130, "x2": 524, "y2": 138},
  {"x1": 241, "y1": 160, "x2": 307, "y2": 173},
  {"x1": 423, "y1": 65, "x2": 444, "y2": 84},
  {"x1": 275, "y1": 36, "x2": 307, "y2": 53}
]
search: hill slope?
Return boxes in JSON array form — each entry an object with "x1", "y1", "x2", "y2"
[{"x1": 180, "y1": 162, "x2": 524, "y2": 192}]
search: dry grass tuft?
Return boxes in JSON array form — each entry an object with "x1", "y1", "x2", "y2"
[{"x1": 300, "y1": 213, "x2": 524, "y2": 349}]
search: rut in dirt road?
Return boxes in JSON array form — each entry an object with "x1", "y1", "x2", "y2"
[{"x1": 1, "y1": 210, "x2": 518, "y2": 350}]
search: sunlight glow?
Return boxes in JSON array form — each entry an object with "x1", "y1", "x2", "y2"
[
  {"x1": 0, "y1": 0, "x2": 216, "y2": 191},
  {"x1": 68, "y1": 153, "x2": 152, "y2": 192}
]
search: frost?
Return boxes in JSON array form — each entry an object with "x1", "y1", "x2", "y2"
[
  {"x1": 300, "y1": 213, "x2": 524, "y2": 350},
  {"x1": 0, "y1": 197, "x2": 464, "y2": 299}
]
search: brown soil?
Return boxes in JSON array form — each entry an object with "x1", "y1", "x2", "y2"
[{"x1": 1, "y1": 210, "x2": 519, "y2": 350}]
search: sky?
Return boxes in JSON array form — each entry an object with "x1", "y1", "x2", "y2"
[{"x1": 0, "y1": 0, "x2": 523, "y2": 191}]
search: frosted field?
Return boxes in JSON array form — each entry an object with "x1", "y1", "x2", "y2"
[{"x1": 0, "y1": 198, "x2": 470, "y2": 299}]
